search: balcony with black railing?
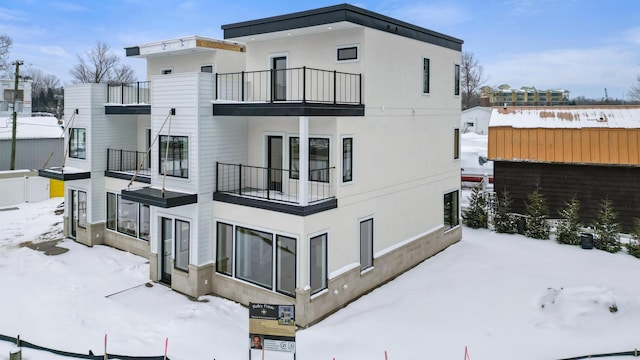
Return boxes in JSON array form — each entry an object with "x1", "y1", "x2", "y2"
[
  {"x1": 105, "y1": 82, "x2": 151, "y2": 115},
  {"x1": 214, "y1": 162, "x2": 338, "y2": 215},
  {"x1": 213, "y1": 67, "x2": 364, "y2": 117},
  {"x1": 105, "y1": 148, "x2": 151, "y2": 183}
]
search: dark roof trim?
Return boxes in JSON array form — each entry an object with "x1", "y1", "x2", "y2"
[
  {"x1": 222, "y1": 3, "x2": 463, "y2": 51},
  {"x1": 121, "y1": 187, "x2": 198, "y2": 208},
  {"x1": 105, "y1": 105, "x2": 151, "y2": 115},
  {"x1": 104, "y1": 171, "x2": 151, "y2": 184},
  {"x1": 38, "y1": 169, "x2": 91, "y2": 181},
  {"x1": 213, "y1": 102, "x2": 364, "y2": 116},
  {"x1": 214, "y1": 192, "x2": 337, "y2": 216}
]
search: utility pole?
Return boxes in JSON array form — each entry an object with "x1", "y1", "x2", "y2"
[{"x1": 10, "y1": 60, "x2": 23, "y2": 170}]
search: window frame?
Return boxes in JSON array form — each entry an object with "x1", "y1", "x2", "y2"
[
  {"x1": 174, "y1": 219, "x2": 190, "y2": 272},
  {"x1": 289, "y1": 136, "x2": 330, "y2": 183},
  {"x1": 116, "y1": 194, "x2": 138, "y2": 238},
  {"x1": 161, "y1": 67, "x2": 173, "y2": 75},
  {"x1": 342, "y1": 137, "x2": 353, "y2": 183},
  {"x1": 444, "y1": 190, "x2": 460, "y2": 230},
  {"x1": 454, "y1": 128, "x2": 460, "y2": 160},
  {"x1": 336, "y1": 45, "x2": 359, "y2": 63},
  {"x1": 78, "y1": 191, "x2": 87, "y2": 228},
  {"x1": 158, "y1": 135, "x2": 189, "y2": 178},
  {"x1": 359, "y1": 218, "x2": 373, "y2": 271},
  {"x1": 200, "y1": 64, "x2": 213, "y2": 73},
  {"x1": 276, "y1": 234, "x2": 296, "y2": 296},
  {"x1": 216, "y1": 222, "x2": 233, "y2": 276},
  {"x1": 69, "y1": 128, "x2": 86, "y2": 159},
  {"x1": 139, "y1": 204, "x2": 150, "y2": 241},
  {"x1": 454, "y1": 63, "x2": 461, "y2": 96},
  {"x1": 106, "y1": 192, "x2": 116, "y2": 230},
  {"x1": 235, "y1": 226, "x2": 274, "y2": 289},
  {"x1": 422, "y1": 57, "x2": 430, "y2": 95},
  {"x1": 310, "y1": 233, "x2": 328, "y2": 295}
]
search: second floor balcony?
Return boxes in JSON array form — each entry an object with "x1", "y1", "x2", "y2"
[
  {"x1": 105, "y1": 66, "x2": 364, "y2": 117},
  {"x1": 105, "y1": 148, "x2": 151, "y2": 183},
  {"x1": 214, "y1": 162, "x2": 337, "y2": 216}
]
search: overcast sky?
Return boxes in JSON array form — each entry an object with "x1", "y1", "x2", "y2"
[{"x1": 1, "y1": 0, "x2": 639, "y2": 100}]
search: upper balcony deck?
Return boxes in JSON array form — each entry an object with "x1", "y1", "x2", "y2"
[{"x1": 105, "y1": 66, "x2": 364, "y2": 117}]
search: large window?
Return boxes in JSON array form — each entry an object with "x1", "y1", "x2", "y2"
[
  {"x1": 78, "y1": 191, "x2": 87, "y2": 228},
  {"x1": 117, "y1": 195, "x2": 138, "y2": 237},
  {"x1": 107, "y1": 192, "x2": 149, "y2": 241},
  {"x1": 310, "y1": 233, "x2": 327, "y2": 294},
  {"x1": 276, "y1": 235, "x2": 296, "y2": 296},
  {"x1": 175, "y1": 220, "x2": 190, "y2": 272},
  {"x1": 289, "y1": 137, "x2": 329, "y2": 182},
  {"x1": 216, "y1": 222, "x2": 298, "y2": 297},
  {"x1": 69, "y1": 128, "x2": 86, "y2": 159},
  {"x1": 454, "y1": 128, "x2": 460, "y2": 160},
  {"x1": 159, "y1": 135, "x2": 189, "y2": 178},
  {"x1": 422, "y1": 58, "x2": 430, "y2": 94},
  {"x1": 216, "y1": 222, "x2": 233, "y2": 275},
  {"x1": 236, "y1": 227, "x2": 273, "y2": 288},
  {"x1": 342, "y1": 137, "x2": 353, "y2": 183},
  {"x1": 444, "y1": 190, "x2": 460, "y2": 230},
  {"x1": 454, "y1": 64, "x2": 461, "y2": 96},
  {"x1": 360, "y1": 219, "x2": 373, "y2": 271},
  {"x1": 106, "y1": 193, "x2": 116, "y2": 230}
]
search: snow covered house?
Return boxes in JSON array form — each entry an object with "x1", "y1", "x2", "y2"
[
  {"x1": 461, "y1": 106, "x2": 491, "y2": 135},
  {"x1": 488, "y1": 106, "x2": 640, "y2": 231},
  {"x1": 0, "y1": 115, "x2": 64, "y2": 170},
  {"x1": 39, "y1": 4, "x2": 463, "y2": 327}
]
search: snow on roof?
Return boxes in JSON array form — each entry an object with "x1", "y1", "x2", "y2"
[
  {"x1": 0, "y1": 116, "x2": 64, "y2": 140},
  {"x1": 489, "y1": 106, "x2": 640, "y2": 129}
]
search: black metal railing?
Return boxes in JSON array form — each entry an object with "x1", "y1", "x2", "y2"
[
  {"x1": 107, "y1": 81, "x2": 150, "y2": 104},
  {"x1": 216, "y1": 162, "x2": 335, "y2": 204},
  {"x1": 107, "y1": 148, "x2": 151, "y2": 176},
  {"x1": 216, "y1": 67, "x2": 362, "y2": 105}
]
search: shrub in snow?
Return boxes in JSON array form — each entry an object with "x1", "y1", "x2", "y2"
[
  {"x1": 556, "y1": 196, "x2": 581, "y2": 245},
  {"x1": 593, "y1": 199, "x2": 621, "y2": 253},
  {"x1": 524, "y1": 190, "x2": 550, "y2": 240},
  {"x1": 627, "y1": 218, "x2": 640, "y2": 258},
  {"x1": 462, "y1": 185, "x2": 488, "y2": 229},
  {"x1": 494, "y1": 189, "x2": 517, "y2": 234}
]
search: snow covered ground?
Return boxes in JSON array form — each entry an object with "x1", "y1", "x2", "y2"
[{"x1": 1, "y1": 198, "x2": 639, "y2": 360}]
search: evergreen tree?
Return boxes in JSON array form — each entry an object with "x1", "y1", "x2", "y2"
[
  {"x1": 524, "y1": 190, "x2": 550, "y2": 239},
  {"x1": 494, "y1": 189, "x2": 516, "y2": 234},
  {"x1": 556, "y1": 196, "x2": 581, "y2": 245},
  {"x1": 628, "y1": 218, "x2": 640, "y2": 259},
  {"x1": 593, "y1": 199, "x2": 621, "y2": 253},
  {"x1": 462, "y1": 185, "x2": 488, "y2": 229}
]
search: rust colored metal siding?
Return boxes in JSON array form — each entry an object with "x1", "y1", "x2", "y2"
[{"x1": 488, "y1": 127, "x2": 640, "y2": 166}]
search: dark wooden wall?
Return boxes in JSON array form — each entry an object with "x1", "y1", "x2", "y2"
[{"x1": 493, "y1": 161, "x2": 640, "y2": 232}]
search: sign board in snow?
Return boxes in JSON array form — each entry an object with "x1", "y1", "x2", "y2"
[{"x1": 249, "y1": 303, "x2": 295, "y2": 353}]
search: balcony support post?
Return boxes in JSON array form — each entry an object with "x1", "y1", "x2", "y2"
[{"x1": 298, "y1": 116, "x2": 309, "y2": 206}]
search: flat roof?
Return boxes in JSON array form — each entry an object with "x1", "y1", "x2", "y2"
[{"x1": 221, "y1": 3, "x2": 463, "y2": 51}]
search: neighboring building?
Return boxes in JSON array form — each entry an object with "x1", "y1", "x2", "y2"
[
  {"x1": 461, "y1": 106, "x2": 491, "y2": 134},
  {"x1": 481, "y1": 85, "x2": 569, "y2": 107},
  {"x1": 40, "y1": 4, "x2": 463, "y2": 327},
  {"x1": 488, "y1": 106, "x2": 640, "y2": 231},
  {"x1": 0, "y1": 78, "x2": 32, "y2": 117},
  {"x1": 0, "y1": 115, "x2": 64, "y2": 170}
]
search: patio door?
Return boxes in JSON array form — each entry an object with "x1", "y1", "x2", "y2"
[
  {"x1": 268, "y1": 136, "x2": 283, "y2": 192},
  {"x1": 69, "y1": 190, "x2": 77, "y2": 239},
  {"x1": 271, "y1": 56, "x2": 287, "y2": 101},
  {"x1": 160, "y1": 217, "x2": 172, "y2": 284}
]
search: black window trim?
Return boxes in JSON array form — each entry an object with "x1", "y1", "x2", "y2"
[{"x1": 337, "y1": 45, "x2": 359, "y2": 62}]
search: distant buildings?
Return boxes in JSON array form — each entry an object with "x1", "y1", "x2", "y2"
[{"x1": 481, "y1": 85, "x2": 569, "y2": 107}]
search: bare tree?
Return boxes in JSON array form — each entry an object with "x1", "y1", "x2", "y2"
[
  {"x1": 0, "y1": 34, "x2": 13, "y2": 74},
  {"x1": 628, "y1": 75, "x2": 640, "y2": 102},
  {"x1": 461, "y1": 52, "x2": 488, "y2": 109},
  {"x1": 70, "y1": 41, "x2": 136, "y2": 84},
  {"x1": 109, "y1": 64, "x2": 136, "y2": 85}
]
